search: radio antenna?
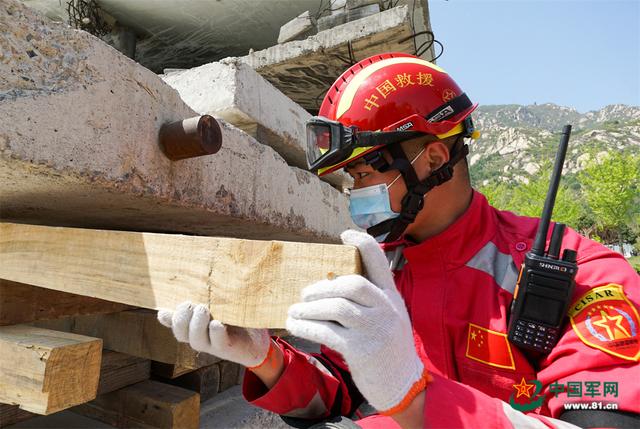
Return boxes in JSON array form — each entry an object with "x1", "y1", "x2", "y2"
[{"x1": 531, "y1": 125, "x2": 572, "y2": 256}]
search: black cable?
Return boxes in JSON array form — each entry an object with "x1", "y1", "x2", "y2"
[
  {"x1": 399, "y1": 30, "x2": 433, "y2": 54},
  {"x1": 424, "y1": 39, "x2": 444, "y2": 61},
  {"x1": 314, "y1": 0, "x2": 326, "y2": 20},
  {"x1": 333, "y1": 40, "x2": 357, "y2": 67},
  {"x1": 414, "y1": 31, "x2": 435, "y2": 57},
  {"x1": 314, "y1": 0, "x2": 345, "y2": 21},
  {"x1": 348, "y1": 40, "x2": 356, "y2": 64},
  {"x1": 399, "y1": 30, "x2": 444, "y2": 62},
  {"x1": 314, "y1": 0, "x2": 332, "y2": 21},
  {"x1": 333, "y1": 53, "x2": 354, "y2": 66},
  {"x1": 66, "y1": 0, "x2": 109, "y2": 36}
]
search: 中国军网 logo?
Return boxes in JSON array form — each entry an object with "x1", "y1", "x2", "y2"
[{"x1": 509, "y1": 379, "x2": 619, "y2": 412}]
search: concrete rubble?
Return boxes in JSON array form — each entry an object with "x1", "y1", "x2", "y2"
[
  {"x1": 317, "y1": 0, "x2": 384, "y2": 31},
  {"x1": 161, "y1": 59, "x2": 350, "y2": 188},
  {"x1": 241, "y1": 2, "x2": 435, "y2": 111},
  {"x1": 0, "y1": 0, "x2": 354, "y2": 244},
  {"x1": 278, "y1": 11, "x2": 316, "y2": 45},
  {"x1": 346, "y1": 0, "x2": 381, "y2": 21},
  {"x1": 21, "y1": 0, "x2": 323, "y2": 72},
  {"x1": 1, "y1": 0, "x2": 437, "y2": 426}
]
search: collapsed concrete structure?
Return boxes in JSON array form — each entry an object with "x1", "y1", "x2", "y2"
[
  {"x1": 160, "y1": 58, "x2": 349, "y2": 189},
  {"x1": 21, "y1": 0, "x2": 322, "y2": 72},
  {"x1": 1, "y1": 0, "x2": 435, "y2": 427},
  {"x1": 0, "y1": 0, "x2": 353, "y2": 244},
  {"x1": 241, "y1": 2, "x2": 435, "y2": 112}
]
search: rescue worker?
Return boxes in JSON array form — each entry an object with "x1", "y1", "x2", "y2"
[{"x1": 158, "y1": 53, "x2": 640, "y2": 428}]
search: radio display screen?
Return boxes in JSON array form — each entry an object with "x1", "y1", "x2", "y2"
[{"x1": 522, "y1": 294, "x2": 563, "y2": 325}]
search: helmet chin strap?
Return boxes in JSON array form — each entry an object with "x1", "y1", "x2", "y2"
[{"x1": 366, "y1": 135, "x2": 469, "y2": 243}]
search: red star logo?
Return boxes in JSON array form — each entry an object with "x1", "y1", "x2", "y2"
[
  {"x1": 442, "y1": 89, "x2": 456, "y2": 101},
  {"x1": 513, "y1": 377, "x2": 536, "y2": 399}
]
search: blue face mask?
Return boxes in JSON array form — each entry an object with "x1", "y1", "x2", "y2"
[
  {"x1": 348, "y1": 148, "x2": 425, "y2": 242},
  {"x1": 349, "y1": 183, "x2": 400, "y2": 231}
]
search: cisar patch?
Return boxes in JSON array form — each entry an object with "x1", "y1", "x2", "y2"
[{"x1": 568, "y1": 284, "x2": 639, "y2": 361}]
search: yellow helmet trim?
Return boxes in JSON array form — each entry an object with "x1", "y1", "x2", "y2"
[
  {"x1": 436, "y1": 123, "x2": 464, "y2": 140},
  {"x1": 336, "y1": 57, "x2": 447, "y2": 119},
  {"x1": 316, "y1": 123, "x2": 468, "y2": 175}
]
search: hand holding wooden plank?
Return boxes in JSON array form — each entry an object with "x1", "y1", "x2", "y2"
[{"x1": 0, "y1": 223, "x2": 362, "y2": 329}]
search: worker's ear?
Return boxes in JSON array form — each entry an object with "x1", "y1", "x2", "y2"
[{"x1": 414, "y1": 141, "x2": 450, "y2": 180}]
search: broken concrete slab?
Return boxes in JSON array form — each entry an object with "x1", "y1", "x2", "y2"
[
  {"x1": 22, "y1": 0, "x2": 325, "y2": 73},
  {"x1": 347, "y1": 2, "x2": 380, "y2": 21},
  {"x1": 238, "y1": 4, "x2": 423, "y2": 112},
  {"x1": 277, "y1": 10, "x2": 316, "y2": 44},
  {"x1": 317, "y1": 11, "x2": 347, "y2": 32},
  {"x1": 0, "y1": 0, "x2": 354, "y2": 243},
  {"x1": 346, "y1": 0, "x2": 380, "y2": 9},
  {"x1": 161, "y1": 59, "x2": 351, "y2": 189}
]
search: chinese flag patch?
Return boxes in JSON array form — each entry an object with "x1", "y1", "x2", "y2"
[
  {"x1": 569, "y1": 284, "x2": 640, "y2": 362},
  {"x1": 466, "y1": 323, "x2": 516, "y2": 370}
]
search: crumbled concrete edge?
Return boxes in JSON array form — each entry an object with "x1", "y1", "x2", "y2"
[
  {"x1": 161, "y1": 58, "x2": 351, "y2": 189},
  {"x1": 1, "y1": 0, "x2": 355, "y2": 241},
  {"x1": 277, "y1": 10, "x2": 316, "y2": 44},
  {"x1": 234, "y1": 5, "x2": 415, "y2": 111},
  {"x1": 239, "y1": 5, "x2": 410, "y2": 69}
]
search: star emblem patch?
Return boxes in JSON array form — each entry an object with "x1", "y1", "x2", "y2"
[{"x1": 569, "y1": 284, "x2": 639, "y2": 361}]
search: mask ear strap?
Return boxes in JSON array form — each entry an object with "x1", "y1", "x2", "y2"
[
  {"x1": 367, "y1": 136, "x2": 469, "y2": 242},
  {"x1": 367, "y1": 144, "x2": 420, "y2": 241}
]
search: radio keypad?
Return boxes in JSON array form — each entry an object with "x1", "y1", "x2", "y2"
[{"x1": 513, "y1": 320, "x2": 558, "y2": 352}]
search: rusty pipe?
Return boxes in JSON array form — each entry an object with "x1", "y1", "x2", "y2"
[{"x1": 159, "y1": 115, "x2": 222, "y2": 161}]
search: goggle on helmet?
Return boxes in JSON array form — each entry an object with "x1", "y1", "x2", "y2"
[{"x1": 306, "y1": 52, "x2": 479, "y2": 176}]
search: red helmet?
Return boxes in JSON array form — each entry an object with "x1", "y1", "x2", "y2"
[{"x1": 315, "y1": 52, "x2": 477, "y2": 176}]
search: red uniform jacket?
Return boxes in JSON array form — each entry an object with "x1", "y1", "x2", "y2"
[{"x1": 242, "y1": 191, "x2": 640, "y2": 428}]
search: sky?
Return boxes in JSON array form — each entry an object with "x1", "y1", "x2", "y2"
[{"x1": 428, "y1": 0, "x2": 640, "y2": 113}]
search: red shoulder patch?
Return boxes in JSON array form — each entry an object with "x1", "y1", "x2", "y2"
[{"x1": 568, "y1": 284, "x2": 640, "y2": 361}]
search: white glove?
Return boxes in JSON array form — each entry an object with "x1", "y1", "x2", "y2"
[
  {"x1": 158, "y1": 302, "x2": 271, "y2": 368},
  {"x1": 286, "y1": 230, "x2": 429, "y2": 414}
]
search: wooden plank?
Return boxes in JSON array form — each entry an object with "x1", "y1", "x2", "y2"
[
  {"x1": 0, "y1": 325, "x2": 102, "y2": 415},
  {"x1": 0, "y1": 222, "x2": 361, "y2": 329},
  {"x1": 0, "y1": 350, "x2": 150, "y2": 426},
  {"x1": 0, "y1": 279, "x2": 132, "y2": 326},
  {"x1": 0, "y1": 404, "x2": 33, "y2": 428},
  {"x1": 155, "y1": 363, "x2": 221, "y2": 403},
  {"x1": 34, "y1": 310, "x2": 219, "y2": 369},
  {"x1": 72, "y1": 380, "x2": 199, "y2": 429},
  {"x1": 151, "y1": 362, "x2": 198, "y2": 379},
  {"x1": 98, "y1": 350, "x2": 150, "y2": 395},
  {"x1": 218, "y1": 361, "x2": 242, "y2": 393}
]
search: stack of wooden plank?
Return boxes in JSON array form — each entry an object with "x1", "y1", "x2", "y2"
[
  {"x1": 1, "y1": 1, "x2": 363, "y2": 426},
  {"x1": 0, "y1": 223, "x2": 361, "y2": 428}
]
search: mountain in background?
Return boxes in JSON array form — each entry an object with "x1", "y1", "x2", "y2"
[{"x1": 468, "y1": 103, "x2": 640, "y2": 186}]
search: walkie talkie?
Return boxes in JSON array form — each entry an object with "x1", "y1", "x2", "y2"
[{"x1": 507, "y1": 125, "x2": 578, "y2": 354}]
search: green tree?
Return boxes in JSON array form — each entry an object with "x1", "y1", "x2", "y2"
[
  {"x1": 479, "y1": 181, "x2": 513, "y2": 211},
  {"x1": 480, "y1": 162, "x2": 586, "y2": 230},
  {"x1": 578, "y1": 150, "x2": 640, "y2": 248}
]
